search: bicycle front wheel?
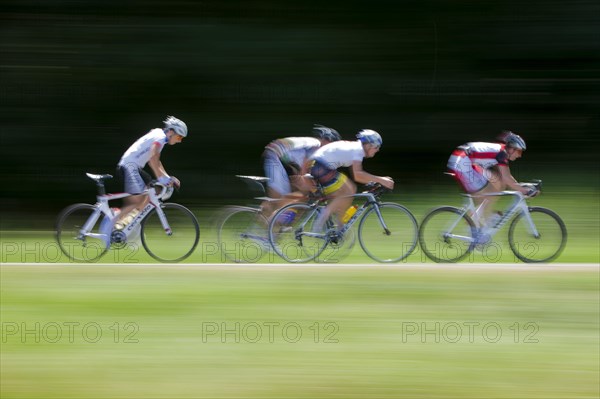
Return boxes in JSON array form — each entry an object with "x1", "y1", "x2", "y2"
[
  {"x1": 358, "y1": 203, "x2": 419, "y2": 263},
  {"x1": 217, "y1": 206, "x2": 269, "y2": 263},
  {"x1": 141, "y1": 203, "x2": 200, "y2": 262},
  {"x1": 419, "y1": 206, "x2": 476, "y2": 263},
  {"x1": 508, "y1": 207, "x2": 567, "y2": 263},
  {"x1": 55, "y1": 203, "x2": 108, "y2": 262},
  {"x1": 268, "y1": 203, "x2": 328, "y2": 263}
]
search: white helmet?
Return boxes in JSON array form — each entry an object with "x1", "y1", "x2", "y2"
[
  {"x1": 498, "y1": 131, "x2": 526, "y2": 150},
  {"x1": 164, "y1": 116, "x2": 188, "y2": 137},
  {"x1": 356, "y1": 129, "x2": 383, "y2": 147}
]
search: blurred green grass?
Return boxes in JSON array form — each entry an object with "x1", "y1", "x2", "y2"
[
  {"x1": 1, "y1": 265, "x2": 598, "y2": 398},
  {"x1": 1, "y1": 186, "x2": 598, "y2": 264}
]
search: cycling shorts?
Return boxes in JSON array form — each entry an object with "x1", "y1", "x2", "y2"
[
  {"x1": 263, "y1": 152, "x2": 292, "y2": 195},
  {"x1": 447, "y1": 149, "x2": 490, "y2": 193},
  {"x1": 117, "y1": 163, "x2": 152, "y2": 194},
  {"x1": 309, "y1": 160, "x2": 348, "y2": 196}
]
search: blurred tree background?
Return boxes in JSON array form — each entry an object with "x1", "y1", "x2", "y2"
[{"x1": 1, "y1": 0, "x2": 598, "y2": 214}]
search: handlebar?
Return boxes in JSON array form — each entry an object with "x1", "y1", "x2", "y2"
[
  {"x1": 149, "y1": 181, "x2": 175, "y2": 201},
  {"x1": 362, "y1": 182, "x2": 392, "y2": 198},
  {"x1": 520, "y1": 179, "x2": 542, "y2": 197}
]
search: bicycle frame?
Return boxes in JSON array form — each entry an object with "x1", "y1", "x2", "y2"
[
  {"x1": 299, "y1": 190, "x2": 383, "y2": 241},
  {"x1": 80, "y1": 174, "x2": 172, "y2": 246},
  {"x1": 451, "y1": 190, "x2": 537, "y2": 244}
]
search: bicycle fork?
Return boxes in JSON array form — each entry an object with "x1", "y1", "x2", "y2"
[{"x1": 371, "y1": 205, "x2": 391, "y2": 235}]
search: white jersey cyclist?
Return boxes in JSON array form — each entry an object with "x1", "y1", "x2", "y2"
[
  {"x1": 117, "y1": 116, "x2": 187, "y2": 195},
  {"x1": 119, "y1": 129, "x2": 168, "y2": 170},
  {"x1": 311, "y1": 140, "x2": 366, "y2": 169},
  {"x1": 263, "y1": 137, "x2": 322, "y2": 196}
]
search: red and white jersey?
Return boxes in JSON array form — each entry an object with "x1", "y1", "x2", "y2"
[
  {"x1": 118, "y1": 129, "x2": 168, "y2": 168},
  {"x1": 458, "y1": 142, "x2": 509, "y2": 168}
]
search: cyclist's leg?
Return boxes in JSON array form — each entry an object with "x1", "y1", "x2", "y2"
[
  {"x1": 116, "y1": 164, "x2": 149, "y2": 227},
  {"x1": 448, "y1": 154, "x2": 490, "y2": 222},
  {"x1": 313, "y1": 172, "x2": 355, "y2": 232},
  {"x1": 326, "y1": 176, "x2": 355, "y2": 228},
  {"x1": 262, "y1": 154, "x2": 291, "y2": 219},
  {"x1": 475, "y1": 166, "x2": 504, "y2": 221}
]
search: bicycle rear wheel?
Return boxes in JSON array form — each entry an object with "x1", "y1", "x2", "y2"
[
  {"x1": 55, "y1": 203, "x2": 108, "y2": 262},
  {"x1": 268, "y1": 203, "x2": 328, "y2": 263},
  {"x1": 141, "y1": 203, "x2": 200, "y2": 262},
  {"x1": 217, "y1": 206, "x2": 269, "y2": 263},
  {"x1": 358, "y1": 202, "x2": 419, "y2": 262},
  {"x1": 508, "y1": 207, "x2": 567, "y2": 263},
  {"x1": 419, "y1": 206, "x2": 476, "y2": 263}
]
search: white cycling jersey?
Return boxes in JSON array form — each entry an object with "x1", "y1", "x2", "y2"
[
  {"x1": 118, "y1": 129, "x2": 168, "y2": 168},
  {"x1": 311, "y1": 140, "x2": 365, "y2": 169}
]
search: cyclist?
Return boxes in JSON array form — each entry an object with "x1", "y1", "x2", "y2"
[
  {"x1": 447, "y1": 131, "x2": 534, "y2": 225},
  {"x1": 309, "y1": 129, "x2": 394, "y2": 231},
  {"x1": 262, "y1": 124, "x2": 341, "y2": 217},
  {"x1": 115, "y1": 116, "x2": 187, "y2": 230}
]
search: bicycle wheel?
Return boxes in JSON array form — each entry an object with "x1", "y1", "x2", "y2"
[
  {"x1": 217, "y1": 206, "x2": 269, "y2": 263},
  {"x1": 141, "y1": 203, "x2": 200, "y2": 262},
  {"x1": 55, "y1": 203, "x2": 108, "y2": 262},
  {"x1": 508, "y1": 207, "x2": 567, "y2": 263},
  {"x1": 268, "y1": 203, "x2": 328, "y2": 263},
  {"x1": 358, "y1": 202, "x2": 419, "y2": 263},
  {"x1": 419, "y1": 206, "x2": 476, "y2": 263}
]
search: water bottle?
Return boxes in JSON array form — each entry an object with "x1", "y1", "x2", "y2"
[{"x1": 342, "y1": 205, "x2": 358, "y2": 224}]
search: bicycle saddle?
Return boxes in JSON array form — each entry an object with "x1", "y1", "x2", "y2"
[{"x1": 86, "y1": 173, "x2": 113, "y2": 182}]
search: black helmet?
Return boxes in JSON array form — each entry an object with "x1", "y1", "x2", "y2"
[{"x1": 313, "y1": 124, "x2": 341, "y2": 142}]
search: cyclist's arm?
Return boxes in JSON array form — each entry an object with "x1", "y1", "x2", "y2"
[
  {"x1": 147, "y1": 142, "x2": 181, "y2": 187},
  {"x1": 148, "y1": 143, "x2": 168, "y2": 178},
  {"x1": 351, "y1": 161, "x2": 394, "y2": 189},
  {"x1": 498, "y1": 165, "x2": 528, "y2": 194}
]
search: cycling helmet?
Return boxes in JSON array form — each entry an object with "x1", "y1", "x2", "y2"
[
  {"x1": 164, "y1": 116, "x2": 188, "y2": 137},
  {"x1": 313, "y1": 124, "x2": 342, "y2": 142},
  {"x1": 499, "y1": 130, "x2": 526, "y2": 150},
  {"x1": 356, "y1": 129, "x2": 383, "y2": 147}
]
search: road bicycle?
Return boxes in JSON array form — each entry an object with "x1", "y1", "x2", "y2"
[
  {"x1": 216, "y1": 175, "x2": 355, "y2": 263},
  {"x1": 55, "y1": 173, "x2": 200, "y2": 263},
  {"x1": 268, "y1": 182, "x2": 419, "y2": 263},
  {"x1": 418, "y1": 179, "x2": 567, "y2": 263}
]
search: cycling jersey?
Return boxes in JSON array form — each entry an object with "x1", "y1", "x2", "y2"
[
  {"x1": 117, "y1": 129, "x2": 168, "y2": 194},
  {"x1": 118, "y1": 129, "x2": 168, "y2": 169},
  {"x1": 263, "y1": 137, "x2": 321, "y2": 195},
  {"x1": 447, "y1": 142, "x2": 509, "y2": 193},
  {"x1": 309, "y1": 140, "x2": 365, "y2": 195},
  {"x1": 311, "y1": 140, "x2": 365, "y2": 169},
  {"x1": 264, "y1": 137, "x2": 321, "y2": 168}
]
